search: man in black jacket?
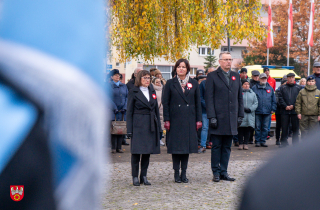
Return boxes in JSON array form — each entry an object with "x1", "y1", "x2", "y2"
[
  {"x1": 250, "y1": 70, "x2": 260, "y2": 88},
  {"x1": 278, "y1": 73, "x2": 302, "y2": 146},
  {"x1": 205, "y1": 52, "x2": 244, "y2": 182}
]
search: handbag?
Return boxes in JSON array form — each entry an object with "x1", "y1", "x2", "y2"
[{"x1": 111, "y1": 114, "x2": 127, "y2": 135}]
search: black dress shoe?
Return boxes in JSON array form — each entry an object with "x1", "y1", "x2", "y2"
[
  {"x1": 132, "y1": 177, "x2": 140, "y2": 186},
  {"x1": 268, "y1": 132, "x2": 274, "y2": 137},
  {"x1": 140, "y1": 176, "x2": 151, "y2": 185},
  {"x1": 220, "y1": 174, "x2": 235, "y2": 181},
  {"x1": 181, "y1": 169, "x2": 188, "y2": 183},
  {"x1": 260, "y1": 143, "x2": 268, "y2": 147},
  {"x1": 213, "y1": 174, "x2": 220, "y2": 182},
  {"x1": 174, "y1": 170, "x2": 181, "y2": 183}
]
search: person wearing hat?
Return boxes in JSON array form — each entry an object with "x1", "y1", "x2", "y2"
[
  {"x1": 238, "y1": 79, "x2": 258, "y2": 150},
  {"x1": 263, "y1": 67, "x2": 276, "y2": 91},
  {"x1": 295, "y1": 75, "x2": 320, "y2": 138},
  {"x1": 240, "y1": 68, "x2": 248, "y2": 80},
  {"x1": 278, "y1": 72, "x2": 302, "y2": 146},
  {"x1": 251, "y1": 73, "x2": 277, "y2": 147},
  {"x1": 110, "y1": 69, "x2": 128, "y2": 153},
  {"x1": 195, "y1": 69, "x2": 205, "y2": 82},
  {"x1": 250, "y1": 70, "x2": 260, "y2": 88},
  {"x1": 274, "y1": 79, "x2": 287, "y2": 145},
  {"x1": 312, "y1": 62, "x2": 320, "y2": 90}
]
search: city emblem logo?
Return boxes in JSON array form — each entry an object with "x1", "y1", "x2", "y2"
[
  {"x1": 231, "y1": 76, "x2": 236, "y2": 81},
  {"x1": 152, "y1": 94, "x2": 157, "y2": 99},
  {"x1": 266, "y1": 89, "x2": 271, "y2": 93},
  {"x1": 187, "y1": 83, "x2": 192, "y2": 90},
  {"x1": 10, "y1": 185, "x2": 24, "y2": 201}
]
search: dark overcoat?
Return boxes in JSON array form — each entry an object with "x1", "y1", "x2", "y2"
[
  {"x1": 205, "y1": 67, "x2": 244, "y2": 135},
  {"x1": 162, "y1": 77, "x2": 202, "y2": 154},
  {"x1": 126, "y1": 85, "x2": 161, "y2": 154}
]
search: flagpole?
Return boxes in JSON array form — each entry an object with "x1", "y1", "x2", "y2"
[
  {"x1": 308, "y1": 45, "x2": 311, "y2": 76},
  {"x1": 267, "y1": 48, "x2": 269, "y2": 65},
  {"x1": 287, "y1": 46, "x2": 290, "y2": 66}
]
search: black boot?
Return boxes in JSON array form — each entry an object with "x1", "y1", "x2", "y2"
[
  {"x1": 140, "y1": 176, "x2": 151, "y2": 185},
  {"x1": 181, "y1": 169, "x2": 189, "y2": 183},
  {"x1": 132, "y1": 177, "x2": 140, "y2": 186},
  {"x1": 174, "y1": 170, "x2": 181, "y2": 183}
]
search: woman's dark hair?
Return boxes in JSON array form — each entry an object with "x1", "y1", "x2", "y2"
[
  {"x1": 131, "y1": 73, "x2": 135, "y2": 79},
  {"x1": 171, "y1": 69, "x2": 176, "y2": 78},
  {"x1": 173, "y1": 59, "x2": 190, "y2": 75},
  {"x1": 135, "y1": 70, "x2": 151, "y2": 86}
]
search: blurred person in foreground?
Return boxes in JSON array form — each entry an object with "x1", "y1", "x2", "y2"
[
  {"x1": 295, "y1": 75, "x2": 320, "y2": 139},
  {"x1": 239, "y1": 131, "x2": 320, "y2": 210},
  {"x1": 127, "y1": 70, "x2": 161, "y2": 186},
  {"x1": 0, "y1": 0, "x2": 108, "y2": 209}
]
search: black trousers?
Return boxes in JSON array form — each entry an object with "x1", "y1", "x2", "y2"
[
  {"x1": 281, "y1": 114, "x2": 299, "y2": 145},
  {"x1": 238, "y1": 127, "x2": 251, "y2": 145},
  {"x1": 111, "y1": 135, "x2": 123, "y2": 150},
  {"x1": 275, "y1": 114, "x2": 282, "y2": 141},
  {"x1": 172, "y1": 154, "x2": 189, "y2": 170},
  {"x1": 131, "y1": 154, "x2": 150, "y2": 177},
  {"x1": 211, "y1": 135, "x2": 233, "y2": 175},
  {"x1": 249, "y1": 128, "x2": 254, "y2": 143}
]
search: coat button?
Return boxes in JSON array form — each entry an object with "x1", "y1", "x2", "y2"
[
  {"x1": 187, "y1": 104, "x2": 189, "y2": 106},
  {"x1": 179, "y1": 105, "x2": 181, "y2": 107}
]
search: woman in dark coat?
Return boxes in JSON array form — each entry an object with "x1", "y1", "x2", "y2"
[
  {"x1": 162, "y1": 59, "x2": 202, "y2": 183},
  {"x1": 110, "y1": 69, "x2": 128, "y2": 153},
  {"x1": 126, "y1": 70, "x2": 161, "y2": 186}
]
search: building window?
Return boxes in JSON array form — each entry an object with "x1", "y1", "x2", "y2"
[
  {"x1": 199, "y1": 47, "x2": 214, "y2": 56},
  {"x1": 190, "y1": 68, "x2": 197, "y2": 76},
  {"x1": 221, "y1": 47, "x2": 232, "y2": 52},
  {"x1": 116, "y1": 62, "x2": 120, "y2": 67}
]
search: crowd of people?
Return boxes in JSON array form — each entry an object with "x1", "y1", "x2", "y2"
[{"x1": 107, "y1": 52, "x2": 320, "y2": 186}]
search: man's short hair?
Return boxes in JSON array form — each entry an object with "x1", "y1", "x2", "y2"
[
  {"x1": 219, "y1": 51, "x2": 231, "y2": 59},
  {"x1": 240, "y1": 68, "x2": 247, "y2": 73}
]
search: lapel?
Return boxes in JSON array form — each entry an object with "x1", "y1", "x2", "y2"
[
  {"x1": 217, "y1": 68, "x2": 231, "y2": 90},
  {"x1": 173, "y1": 77, "x2": 189, "y2": 103},
  {"x1": 184, "y1": 78, "x2": 192, "y2": 97},
  {"x1": 133, "y1": 86, "x2": 152, "y2": 109},
  {"x1": 229, "y1": 72, "x2": 236, "y2": 90}
]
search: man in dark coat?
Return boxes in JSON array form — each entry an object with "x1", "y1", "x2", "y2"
[
  {"x1": 205, "y1": 52, "x2": 244, "y2": 182},
  {"x1": 126, "y1": 67, "x2": 142, "y2": 92},
  {"x1": 249, "y1": 70, "x2": 260, "y2": 88},
  {"x1": 278, "y1": 73, "x2": 302, "y2": 146},
  {"x1": 239, "y1": 132, "x2": 320, "y2": 210}
]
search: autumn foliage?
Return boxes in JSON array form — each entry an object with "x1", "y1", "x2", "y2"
[
  {"x1": 243, "y1": 0, "x2": 320, "y2": 76},
  {"x1": 110, "y1": 0, "x2": 265, "y2": 63}
]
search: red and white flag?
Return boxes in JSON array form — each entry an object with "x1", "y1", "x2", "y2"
[
  {"x1": 287, "y1": 0, "x2": 293, "y2": 47},
  {"x1": 308, "y1": 0, "x2": 315, "y2": 47},
  {"x1": 267, "y1": 0, "x2": 274, "y2": 48}
]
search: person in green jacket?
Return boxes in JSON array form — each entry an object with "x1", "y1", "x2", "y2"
[{"x1": 295, "y1": 75, "x2": 320, "y2": 138}]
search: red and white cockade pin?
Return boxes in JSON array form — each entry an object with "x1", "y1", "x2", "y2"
[
  {"x1": 232, "y1": 76, "x2": 236, "y2": 81},
  {"x1": 266, "y1": 89, "x2": 271, "y2": 93},
  {"x1": 187, "y1": 83, "x2": 193, "y2": 90},
  {"x1": 152, "y1": 94, "x2": 157, "y2": 99}
]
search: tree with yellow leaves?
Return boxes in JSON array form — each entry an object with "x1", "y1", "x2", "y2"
[{"x1": 110, "y1": 0, "x2": 265, "y2": 63}]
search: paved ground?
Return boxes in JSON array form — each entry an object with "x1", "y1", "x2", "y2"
[{"x1": 103, "y1": 136, "x2": 293, "y2": 209}]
